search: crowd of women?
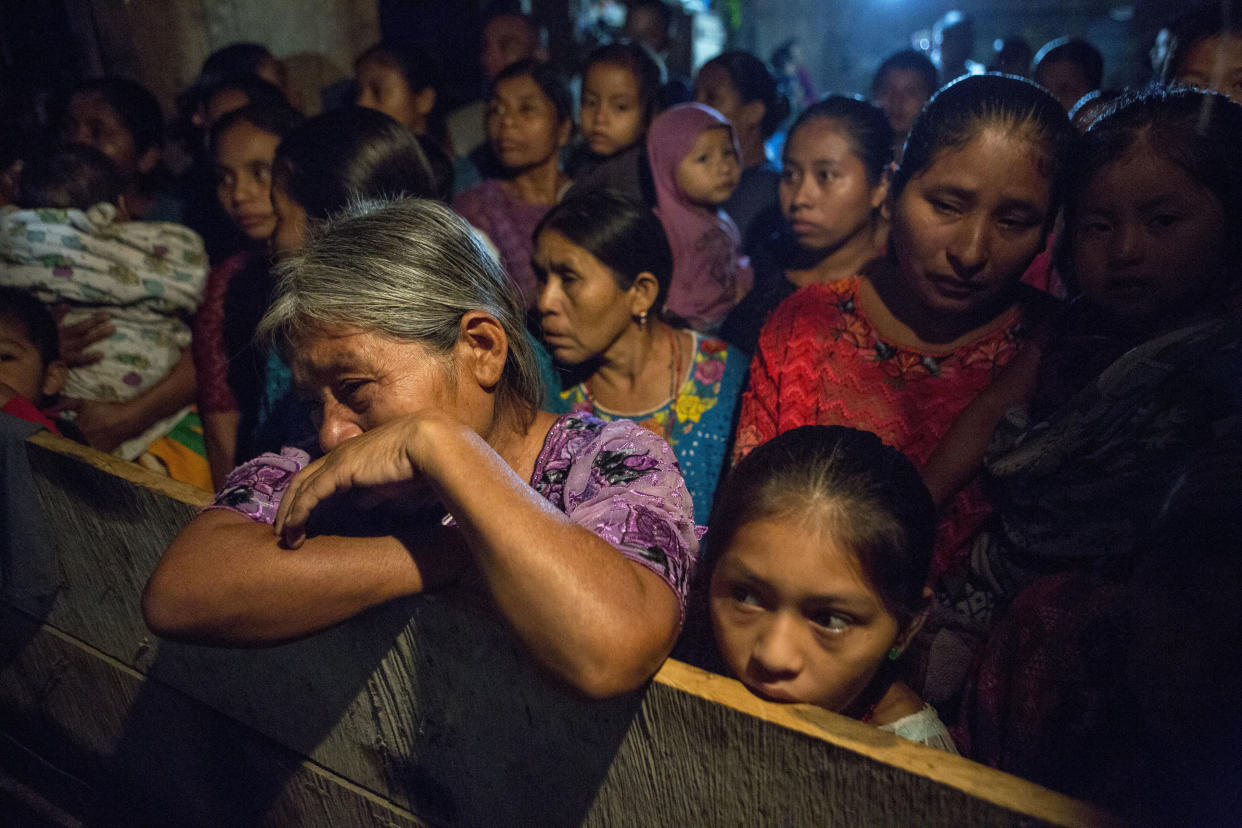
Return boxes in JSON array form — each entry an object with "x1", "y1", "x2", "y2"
[{"x1": 2, "y1": 0, "x2": 1240, "y2": 820}]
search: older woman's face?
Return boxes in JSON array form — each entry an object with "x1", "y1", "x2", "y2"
[
  {"x1": 292, "y1": 325, "x2": 458, "y2": 452},
  {"x1": 534, "y1": 229, "x2": 635, "y2": 365}
]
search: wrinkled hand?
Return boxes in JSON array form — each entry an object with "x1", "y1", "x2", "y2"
[
  {"x1": 54, "y1": 306, "x2": 114, "y2": 368},
  {"x1": 61, "y1": 397, "x2": 137, "y2": 453},
  {"x1": 275, "y1": 411, "x2": 454, "y2": 549}
]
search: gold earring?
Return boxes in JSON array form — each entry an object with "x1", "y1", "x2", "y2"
[{"x1": 638, "y1": 310, "x2": 649, "y2": 329}]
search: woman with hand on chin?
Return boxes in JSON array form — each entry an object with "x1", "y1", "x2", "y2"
[
  {"x1": 143, "y1": 198, "x2": 698, "y2": 698},
  {"x1": 535, "y1": 190, "x2": 748, "y2": 521}
]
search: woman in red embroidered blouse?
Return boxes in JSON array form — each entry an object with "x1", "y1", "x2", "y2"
[{"x1": 734, "y1": 75, "x2": 1074, "y2": 577}]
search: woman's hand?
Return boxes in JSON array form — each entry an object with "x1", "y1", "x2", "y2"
[
  {"x1": 54, "y1": 306, "x2": 114, "y2": 367},
  {"x1": 61, "y1": 348, "x2": 197, "y2": 453},
  {"x1": 61, "y1": 397, "x2": 138, "y2": 452},
  {"x1": 275, "y1": 411, "x2": 454, "y2": 549}
]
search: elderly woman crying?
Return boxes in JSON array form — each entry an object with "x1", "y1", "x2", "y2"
[{"x1": 142, "y1": 197, "x2": 699, "y2": 698}]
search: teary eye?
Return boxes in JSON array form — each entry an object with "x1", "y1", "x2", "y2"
[{"x1": 807, "y1": 611, "x2": 850, "y2": 633}]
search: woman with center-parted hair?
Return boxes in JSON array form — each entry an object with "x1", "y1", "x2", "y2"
[
  {"x1": 143, "y1": 197, "x2": 699, "y2": 699},
  {"x1": 534, "y1": 190, "x2": 748, "y2": 521},
  {"x1": 734, "y1": 74, "x2": 1074, "y2": 581},
  {"x1": 453, "y1": 59, "x2": 573, "y2": 309},
  {"x1": 719, "y1": 95, "x2": 894, "y2": 355}
]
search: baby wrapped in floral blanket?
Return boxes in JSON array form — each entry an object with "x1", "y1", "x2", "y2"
[{"x1": 0, "y1": 144, "x2": 207, "y2": 459}]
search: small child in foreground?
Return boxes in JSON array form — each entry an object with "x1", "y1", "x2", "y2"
[
  {"x1": 0, "y1": 286, "x2": 70, "y2": 435},
  {"x1": 706, "y1": 425, "x2": 957, "y2": 752}
]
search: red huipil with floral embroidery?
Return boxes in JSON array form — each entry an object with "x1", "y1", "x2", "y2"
[{"x1": 734, "y1": 276, "x2": 1035, "y2": 578}]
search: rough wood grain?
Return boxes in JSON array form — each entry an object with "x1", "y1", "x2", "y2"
[
  {"x1": 0, "y1": 610, "x2": 424, "y2": 827},
  {"x1": 3, "y1": 433, "x2": 1113, "y2": 827}
]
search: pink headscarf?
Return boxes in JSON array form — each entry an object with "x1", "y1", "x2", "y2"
[{"x1": 647, "y1": 103, "x2": 753, "y2": 331}]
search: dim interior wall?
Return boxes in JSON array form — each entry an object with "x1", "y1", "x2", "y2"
[
  {"x1": 0, "y1": 431, "x2": 1111, "y2": 826},
  {"x1": 88, "y1": 0, "x2": 379, "y2": 117}
]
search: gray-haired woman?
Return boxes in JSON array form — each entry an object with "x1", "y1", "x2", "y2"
[{"x1": 143, "y1": 197, "x2": 699, "y2": 698}]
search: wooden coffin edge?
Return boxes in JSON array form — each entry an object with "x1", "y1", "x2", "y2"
[
  {"x1": 2, "y1": 614, "x2": 426, "y2": 827},
  {"x1": 24, "y1": 431, "x2": 1115, "y2": 828}
]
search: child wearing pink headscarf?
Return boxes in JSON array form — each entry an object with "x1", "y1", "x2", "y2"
[{"x1": 647, "y1": 103, "x2": 753, "y2": 332}]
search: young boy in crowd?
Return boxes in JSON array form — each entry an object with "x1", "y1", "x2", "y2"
[{"x1": 0, "y1": 286, "x2": 69, "y2": 435}]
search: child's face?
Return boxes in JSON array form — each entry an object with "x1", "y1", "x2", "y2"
[
  {"x1": 675, "y1": 126, "x2": 740, "y2": 207},
  {"x1": 780, "y1": 117, "x2": 887, "y2": 252},
  {"x1": 889, "y1": 127, "x2": 1051, "y2": 320},
  {"x1": 1072, "y1": 141, "x2": 1228, "y2": 324},
  {"x1": 580, "y1": 62, "x2": 644, "y2": 157},
  {"x1": 0, "y1": 316, "x2": 63, "y2": 405},
  {"x1": 356, "y1": 57, "x2": 431, "y2": 135},
  {"x1": 709, "y1": 517, "x2": 902, "y2": 712},
  {"x1": 215, "y1": 121, "x2": 281, "y2": 241},
  {"x1": 487, "y1": 74, "x2": 570, "y2": 173},
  {"x1": 1177, "y1": 35, "x2": 1242, "y2": 102}
]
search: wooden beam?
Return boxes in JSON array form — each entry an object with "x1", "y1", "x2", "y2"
[
  {"x1": 3, "y1": 432, "x2": 1113, "y2": 826},
  {"x1": 1, "y1": 612, "x2": 425, "y2": 826}
]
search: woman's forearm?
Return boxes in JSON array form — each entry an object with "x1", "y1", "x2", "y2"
[
  {"x1": 420, "y1": 421, "x2": 681, "y2": 697},
  {"x1": 128, "y1": 346, "x2": 198, "y2": 424},
  {"x1": 212, "y1": 412, "x2": 682, "y2": 695},
  {"x1": 142, "y1": 510, "x2": 442, "y2": 645},
  {"x1": 922, "y1": 342, "x2": 1042, "y2": 507},
  {"x1": 71, "y1": 348, "x2": 200, "y2": 452}
]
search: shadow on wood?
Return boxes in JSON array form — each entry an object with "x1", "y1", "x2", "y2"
[{"x1": 1, "y1": 431, "x2": 1113, "y2": 827}]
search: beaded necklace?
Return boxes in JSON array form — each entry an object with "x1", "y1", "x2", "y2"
[{"x1": 584, "y1": 325, "x2": 683, "y2": 441}]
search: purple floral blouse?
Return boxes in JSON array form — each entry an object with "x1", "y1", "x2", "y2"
[{"x1": 207, "y1": 413, "x2": 701, "y2": 616}]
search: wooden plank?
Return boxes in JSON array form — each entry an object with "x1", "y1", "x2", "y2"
[
  {"x1": 0, "y1": 609, "x2": 424, "y2": 828},
  {"x1": 652, "y1": 659, "x2": 1110, "y2": 825},
  {"x1": 27, "y1": 431, "x2": 210, "y2": 508},
  {"x1": 6, "y1": 432, "x2": 1112, "y2": 827}
]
